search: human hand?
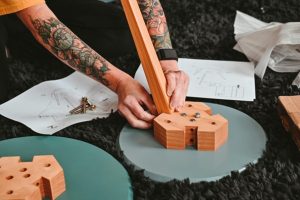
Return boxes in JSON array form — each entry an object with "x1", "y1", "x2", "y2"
[
  {"x1": 116, "y1": 75, "x2": 157, "y2": 129},
  {"x1": 160, "y1": 60, "x2": 189, "y2": 111}
]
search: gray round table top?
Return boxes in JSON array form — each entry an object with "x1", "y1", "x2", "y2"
[
  {"x1": 119, "y1": 103, "x2": 267, "y2": 182},
  {"x1": 0, "y1": 136, "x2": 132, "y2": 200}
]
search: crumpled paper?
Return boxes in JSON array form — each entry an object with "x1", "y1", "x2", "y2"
[
  {"x1": 233, "y1": 11, "x2": 300, "y2": 83},
  {"x1": 292, "y1": 72, "x2": 300, "y2": 88}
]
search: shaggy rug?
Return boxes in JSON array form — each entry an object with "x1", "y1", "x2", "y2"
[{"x1": 1, "y1": 0, "x2": 300, "y2": 199}]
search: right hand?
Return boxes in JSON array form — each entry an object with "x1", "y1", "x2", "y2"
[{"x1": 116, "y1": 75, "x2": 157, "y2": 129}]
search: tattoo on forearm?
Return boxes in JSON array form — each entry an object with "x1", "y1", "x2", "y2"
[
  {"x1": 31, "y1": 17, "x2": 110, "y2": 86},
  {"x1": 138, "y1": 0, "x2": 172, "y2": 50}
]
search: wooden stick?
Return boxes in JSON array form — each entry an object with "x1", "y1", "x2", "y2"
[{"x1": 121, "y1": 0, "x2": 172, "y2": 114}]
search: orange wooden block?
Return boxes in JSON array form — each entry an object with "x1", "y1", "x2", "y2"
[
  {"x1": 154, "y1": 101, "x2": 228, "y2": 151},
  {"x1": 277, "y1": 95, "x2": 300, "y2": 149},
  {"x1": 0, "y1": 155, "x2": 66, "y2": 200}
]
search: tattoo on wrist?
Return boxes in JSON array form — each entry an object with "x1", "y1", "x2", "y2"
[
  {"x1": 138, "y1": 0, "x2": 172, "y2": 50},
  {"x1": 30, "y1": 17, "x2": 110, "y2": 86}
]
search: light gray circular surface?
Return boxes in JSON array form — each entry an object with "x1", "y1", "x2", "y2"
[{"x1": 119, "y1": 103, "x2": 267, "y2": 182}]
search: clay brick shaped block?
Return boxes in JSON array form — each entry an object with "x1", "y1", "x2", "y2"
[
  {"x1": 154, "y1": 101, "x2": 228, "y2": 151},
  {"x1": 0, "y1": 155, "x2": 66, "y2": 200}
]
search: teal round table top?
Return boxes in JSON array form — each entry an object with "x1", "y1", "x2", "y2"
[
  {"x1": 119, "y1": 103, "x2": 267, "y2": 182},
  {"x1": 0, "y1": 136, "x2": 132, "y2": 200}
]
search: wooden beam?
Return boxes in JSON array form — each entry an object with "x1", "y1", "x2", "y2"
[
  {"x1": 121, "y1": 0, "x2": 172, "y2": 114},
  {"x1": 278, "y1": 95, "x2": 300, "y2": 150}
]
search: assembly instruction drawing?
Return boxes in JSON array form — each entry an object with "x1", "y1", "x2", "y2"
[
  {"x1": 134, "y1": 58, "x2": 255, "y2": 101},
  {"x1": 0, "y1": 72, "x2": 118, "y2": 134},
  {"x1": 193, "y1": 69, "x2": 245, "y2": 99}
]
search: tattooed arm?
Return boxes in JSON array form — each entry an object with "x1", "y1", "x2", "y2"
[
  {"x1": 137, "y1": 0, "x2": 189, "y2": 110},
  {"x1": 137, "y1": 0, "x2": 171, "y2": 50},
  {"x1": 16, "y1": 3, "x2": 156, "y2": 129}
]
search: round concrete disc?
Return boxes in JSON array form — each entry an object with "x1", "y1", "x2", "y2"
[
  {"x1": 119, "y1": 103, "x2": 267, "y2": 182},
  {"x1": 0, "y1": 136, "x2": 132, "y2": 200}
]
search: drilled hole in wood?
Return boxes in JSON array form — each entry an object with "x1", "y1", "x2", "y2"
[
  {"x1": 45, "y1": 163, "x2": 51, "y2": 167},
  {"x1": 165, "y1": 120, "x2": 171, "y2": 123},
  {"x1": 7, "y1": 190, "x2": 13, "y2": 195},
  {"x1": 6, "y1": 176, "x2": 14, "y2": 180},
  {"x1": 35, "y1": 182, "x2": 40, "y2": 186},
  {"x1": 20, "y1": 168, "x2": 27, "y2": 172},
  {"x1": 24, "y1": 174, "x2": 31, "y2": 178},
  {"x1": 180, "y1": 113, "x2": 187, "y2": 117},
  {"x1": 188, "y1": 104, "x2": 192, "y2": 107},
  {"x1": 211, "y1": 122, "x2": 216, "y2": 125},
  {"x1": 190, "y1": 128, "x2": 194, "y2": 131}
]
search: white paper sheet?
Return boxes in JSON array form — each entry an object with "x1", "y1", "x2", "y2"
[
  {"x1": 234, "y1": 11, "x2": 300, "y2": 79},
  {"x1": 134, "y1": 58, "x2": 255, "y2": 101},
  {"x1": 0, "y1": 72, "x2": 118, "y2": 135},
  {"x1": 292, "y1": 72, "x2": 300, "y2": 88}
]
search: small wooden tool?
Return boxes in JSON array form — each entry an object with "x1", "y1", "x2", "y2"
[
  {"x1": 0, "y1": 155, "x2": 66, "y2": 200},
  {"x1": 277, "y1": 95, "x2": 300, "y2": 149},
  {"x1": 121, "y1": 0, "x2": 228, "y2": 150}
]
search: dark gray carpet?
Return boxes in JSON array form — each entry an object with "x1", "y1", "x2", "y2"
[{"x1": 1, "y1": 0, "x2": 300, "y2": 199}]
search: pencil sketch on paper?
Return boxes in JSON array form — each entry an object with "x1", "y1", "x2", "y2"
[
  {"x1": 134, "y1": 58, "x2": 255, "y2": 101},
  {"x1": 193, "y1": 69, "x2": 245, "y2": 99},
  {"x1": 38, "y1": 84, "x2": 117, "y2": 125},
  {"x1": 0, "y1": 72, "x2": 118, "y2": 134}
]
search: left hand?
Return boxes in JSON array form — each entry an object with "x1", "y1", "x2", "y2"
[
  {"x1": 116, "y1": 74, "x2": 157, "y2": 129},
  {"x1": 160, "y1": 60, "x2": 189, "y2": 111}
]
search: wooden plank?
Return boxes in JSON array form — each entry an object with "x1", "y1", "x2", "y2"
[
  {"x1": 121, "y1": 0, "x2": 172, "y2": 114},
  {"x1": 278, "y1": 96, "x2": 300, "y2": 150}
]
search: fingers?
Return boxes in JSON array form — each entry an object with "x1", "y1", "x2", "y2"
[
  {"x1": 139, "y1": 94, "x2": 158, "y2": 116},
  {"x1": 130, "y1": 99, "x2": 156, "y2": 122},
  {"x1": 116, "y1": 76, "x2": 157, "y2": 129},
  {"x1": 165, "y1": 72, "x2": 176, "y2": 96},
  {"x1": 171, "y1": 80, "x2": 188, "y2": 111},
  {"x1": 118, "y1": 95, "x2": 156, "y2": 129},
  {"x1": 118, "y1": 106, "x2": 152, "y2": 129},
  {"x1": 166, "y1": 70, "x2": 189, "y2": 110}
]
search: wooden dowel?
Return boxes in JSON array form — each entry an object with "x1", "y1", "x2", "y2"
[{"x1": 121, "y1": 0, "x2": 173, "y2": 114}]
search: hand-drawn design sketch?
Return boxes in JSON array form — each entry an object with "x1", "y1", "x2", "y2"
[
  {"x1": 38, "y1": 88, "x2": 77, "y2": 122},
  {"x1": 193, "y1": 69, "x2": 245, "y2": 99},
  {"x1": 0, "y1": 72, "x2": 118, "y2": 134},
  {"x1": 135, "y1": 58, "x2": 255, "y2": 101}
]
